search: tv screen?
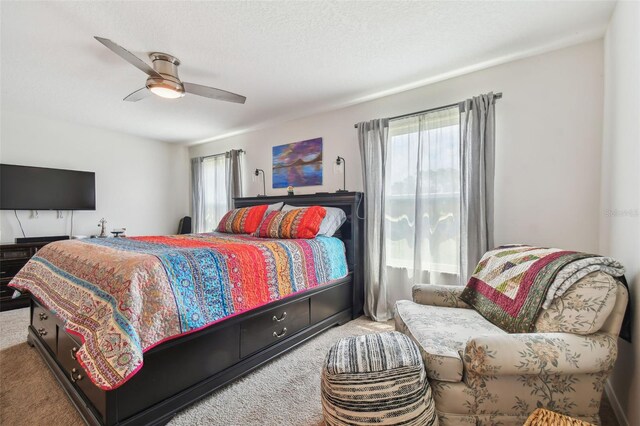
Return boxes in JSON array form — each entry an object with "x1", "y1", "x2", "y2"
[{"x1": 0, "y1": 164, "x2": 96, "y2": 210}]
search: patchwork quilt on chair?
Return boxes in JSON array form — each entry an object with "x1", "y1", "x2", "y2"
[
  {"x1": 9, "y1": 233, "x2": 348, "y2": 390},
  {"x1": 460, "y1": 245, "x2": 624, "y2": 333}
]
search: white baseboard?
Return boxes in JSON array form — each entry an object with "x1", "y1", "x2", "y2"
[{"x1": 605, "y1": 379, "x2": 628, "y2": 426}]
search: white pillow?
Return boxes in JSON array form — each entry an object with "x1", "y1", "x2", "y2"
[
  {"x1": 266, "y1": 202, "x2": 284, "y2": 213},
  {"x1": 281, "y1": 204, "x2": 346, "y2": 237}
]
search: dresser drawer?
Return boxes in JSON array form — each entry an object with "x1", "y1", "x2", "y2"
[
  {"x1": 0, "y1": 247, "x2": 32, "y2": 261},
  {"x1": 0, "y1": 282, "x2": 15, "y2": 299},
  {"x1": 0, "y1": 261, "x2": 26, "y2": 278},
  {"x1": 32, "y1": 303, "x2": 57, "y2": 354},
  {"x1": 58, "y1": 331, "x2": 107, "y2": 420},
  {"x1": 1, "y1": 280, "x2": 29, "y2": 311},
  {"x1": 1, "y1": 242, "x2": 44, "y2": 312},
  {"x1": 240, "y1": 298, "x2": 310, "y2": 358}
]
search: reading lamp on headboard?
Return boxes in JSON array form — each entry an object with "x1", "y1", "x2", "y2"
[
  {"x1": 254, "y1": 169, "x2": 266, "y2": 197},
  {"x1": 335, "y1": 156, "x2": 348, "y2": 193}
]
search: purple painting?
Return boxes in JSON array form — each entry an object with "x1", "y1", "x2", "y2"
[{"x1": 272, "y1": 138, "x2": 323, "y2": 188}]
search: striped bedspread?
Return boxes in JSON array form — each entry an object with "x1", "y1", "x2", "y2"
[{"x1": 9, "y1": 233, "x2": 348, "y2": 390}]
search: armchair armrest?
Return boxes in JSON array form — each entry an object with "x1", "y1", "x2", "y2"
[
  {"x1": 412, "y1": 284, "x2": 471, "y2": 308},
  {"x1": 463, "y1": 332, "x2": 617, "y2": 376}
]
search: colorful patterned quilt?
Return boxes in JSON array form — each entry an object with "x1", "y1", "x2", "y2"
[
  {"x1": 9, "y1": 233, "x2": 348, "y2": 390},
  {"x1": 459, "y1": 245, "x2": 623, "y2": 333}
]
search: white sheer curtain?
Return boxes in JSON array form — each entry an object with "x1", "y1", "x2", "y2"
[
  {"x1": 384, "y1": 106, "x2": 461, "y2": 305},
  {"x1": 202, "y1": 154, "x2": 228, "y2": 232}
]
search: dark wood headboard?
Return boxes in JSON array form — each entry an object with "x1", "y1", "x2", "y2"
[{"x1": 234, "y1": 192, "x2": 364, "y2": 318}]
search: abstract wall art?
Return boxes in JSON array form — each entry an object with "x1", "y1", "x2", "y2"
[{"x1": 272, "y1": 137, "x2": 323, "y2": 188}]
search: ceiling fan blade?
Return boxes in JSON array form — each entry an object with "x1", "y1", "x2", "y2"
[
  {"x1": 123, "y1": 87, "x2": 150, "y2": 102},
  {"x1": 183, "y1": 82, "x2": 246, "y2": 104},
  {"x1": 94, "y1": 36, "x2": 161, "y2": 78}
]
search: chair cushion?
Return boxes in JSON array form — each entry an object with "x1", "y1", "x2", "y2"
[
  {"x1": 321, "y1": 331, "x2": 437, "y2": 425},
  {"x1": 394, "y1": 300, "x2": 505, "y2": 382},
  {"x1": 534, "y1": 271, "x2": 618, "y2": 334}
]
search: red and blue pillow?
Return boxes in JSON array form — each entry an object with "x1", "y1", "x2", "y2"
[
  {"x1": 254, "y1": 206, "x2": 326, "y2": 239},
  {"x1": 216, "y1": 205, "x2": 269, "y2": 234}
]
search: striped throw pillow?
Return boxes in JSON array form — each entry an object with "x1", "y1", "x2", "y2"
[
  {"x1": 216, "y1": 205, "x2": 269, "y2": 234},
  {"x1": 254, "y1": 206, "x2": 326, "y2": 239}
]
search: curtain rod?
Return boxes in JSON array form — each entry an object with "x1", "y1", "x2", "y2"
[
  {"x1": 201, "y1": 149, "x2": 245, "y2": 160},
  {"x1": 353, "y1": 92, "x2": 502, "y2": 128}
]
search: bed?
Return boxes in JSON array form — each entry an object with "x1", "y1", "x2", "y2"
[{"x1": 12, "y1": 192, "x2": 364, "y2": 426}]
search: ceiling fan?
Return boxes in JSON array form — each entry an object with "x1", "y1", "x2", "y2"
[{"x1": 94, "y1": 37, "x2": 246, "y2": 104}]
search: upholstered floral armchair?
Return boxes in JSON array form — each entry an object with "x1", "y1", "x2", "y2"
[{"x1": 394, "y1": 271, "x2": 628, "y2": 425}]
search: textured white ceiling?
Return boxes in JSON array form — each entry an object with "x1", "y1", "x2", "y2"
[{"x1": 1, "y1": 1, "x2": 614, "y2": 144}]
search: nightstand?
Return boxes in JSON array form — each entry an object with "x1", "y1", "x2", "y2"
[{"x1": 0, "y1": 241, "x2": 48, "y2": 311}]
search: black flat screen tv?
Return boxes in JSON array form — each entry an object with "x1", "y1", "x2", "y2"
[{"x1": 0, "y1": 164, "x2": 96, "y2": 210}]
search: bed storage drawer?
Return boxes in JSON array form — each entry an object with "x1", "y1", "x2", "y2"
[
  {"x1": 310, "y1": 281, "x2": 353, "y2": 323},
  {"x1": 32, "y1": 303, "x2": 57, "y2": 354},
  {"x1": 240, "y1": 298, "x2": 310, "y2": 358},
  {"x1": 58, "y1": 330, "x2": 107, "y2": 420}
]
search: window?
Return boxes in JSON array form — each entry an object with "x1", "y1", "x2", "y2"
[
  {"x1": 192, "y1": 149, "x2": 243, "y2": 233},
  {"x1": 385, "y1": 106, "x2": 460, "y2": 286},
  {"x1": 202, "y1": 154, "x2": 227, "y2": 232}
]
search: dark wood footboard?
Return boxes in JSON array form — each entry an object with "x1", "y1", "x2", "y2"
[{"x1": 29, "y1": 277, "x2": 354, "y2": 425}]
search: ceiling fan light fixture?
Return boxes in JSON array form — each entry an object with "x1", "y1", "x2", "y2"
[
  {"x1": 149, "y1": 86, "x2": 184, "y2": 99},
  {"x1": 95, "y1": 37, "x2": 246, "y2": 104},
  {"x1": 146, "y1": 79, "x2": 185, "y2": 99}
]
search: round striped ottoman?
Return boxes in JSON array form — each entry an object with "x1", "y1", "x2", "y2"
[{"x1": 321, "y1": 331, "x2": 437, "y2": 426}]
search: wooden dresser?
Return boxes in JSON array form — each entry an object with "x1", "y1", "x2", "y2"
[{"x1": 0, "y1": 241, "x2": 48, "y2": 311}]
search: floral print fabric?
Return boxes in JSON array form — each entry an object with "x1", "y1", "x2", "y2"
[
  {"x1": 412, "y1": 284, "x2": 471, "y2": 309},
  {"x1": 535, "y1": 271, "x2": 617, "y2": 334},
  {"x1": 463, "y1": 332, "x2": 617, "y2": 376},
  {"x1": 394, "y1": 300, "x2": 505, "y2": 382},
  {"x1": 395, "y1": 280, "x2": 626, "y2": 425}
]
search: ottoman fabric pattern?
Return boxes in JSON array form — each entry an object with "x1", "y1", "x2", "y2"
[{"x1": 321, "y1": 331, "x2": 438, "y2": 425}]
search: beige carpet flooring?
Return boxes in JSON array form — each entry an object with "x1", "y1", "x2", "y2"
[
  {"x1": 0, "y1": 308, "x2": 620, "y2": 425},
  {"x1": 0, "y1": 308, "x2": 392, "y2": 425}
]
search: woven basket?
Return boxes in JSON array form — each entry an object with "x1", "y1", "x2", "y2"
[{"x1": 524, "y1": 408, "x2": 594, "y2": 426}]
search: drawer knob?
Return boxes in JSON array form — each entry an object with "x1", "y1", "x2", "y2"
[
  {"x1": 70, "y1": 368, "x2": 83, "y2": 383},
  {"x1": 272, "y1": 312, "x2": 287, "y2": 322},
  {"x1": 37, "y1": 327, "x2": 47, "y2": 336},
  {"x1": 71, "y1": 346, "x2": 78, "y2": 360},
  {"x1": 273, "y1": 328, "x2": 287, "y2": 339},
  {"x1": 39, "y1": 312, "x2": 48, "y2": 321}
]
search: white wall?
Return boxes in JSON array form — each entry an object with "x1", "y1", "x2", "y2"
[
  {"x1": 0, "y1": 111, "x2": 190, "y2": 242},
  {"x1": 600, "y1": 2, "x2": 640, "y2": 425},
  {"x1": 191, "y1": 40, "x2": 604, "y2": 253}
]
